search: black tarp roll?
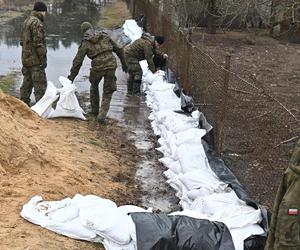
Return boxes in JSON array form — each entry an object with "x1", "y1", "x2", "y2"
[{"x1": 131, "y1": 213, "x2": 235, "y2": 250}]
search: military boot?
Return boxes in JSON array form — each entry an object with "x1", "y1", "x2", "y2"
[
  {"x1": 127, "y1": 75, "x2": 134, "y2": 95},
  {"x1": 133, "y1": 80, "x2": 142, "y2": 94}
]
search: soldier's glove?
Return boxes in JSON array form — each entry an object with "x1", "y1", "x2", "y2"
[
  {"x1": 40, "y1": 62, "x2": 47, "y2": 69},
  {"x1": 67, "y1": 76, "x2": 74, "y2": 83}
]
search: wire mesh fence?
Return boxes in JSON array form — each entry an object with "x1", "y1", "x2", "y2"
[{"x1": 126, "y1": 0, "x2": 299, "y2": 207}]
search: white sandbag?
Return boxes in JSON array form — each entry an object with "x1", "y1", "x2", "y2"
[
  {"x1": 186, "y1": 187, "x2": 215, "y2": 199},
  {"x1": 49, "y1": 76, "x2": 86, "y2": 120},
  {"x1": 163, "y1": 169, "x2": 177, "y2": 180},
  {"x1": 122, "y1": 20, "x2": 142, "y2": 43},
  {"x1": 143, "y1": 70, "x2": 165, "y2": 85},
  {"x1": 169, "y1": 209, "x2": 209, "y2": 220},
  {"x1": 178, "y1": 169, "x2": 227, "y2": 192},
  {"x1": 175, "y1": 128, "x2": 206, "y2": 146},
  {"x1": 190, "y1": 191, "x2": 244, "y2": 216},
  {"x1": 118, "y1": 205, "x2": 152, "y2": 215},
  {"x1": 230, "y1": 224, "x2": 265, "y2": 250},
  {"x1": 20, "y1": 196, "x2": 102, "y2": 243},
  {"x1": 31, "y1": 81, "x2": 58, "y2": 118},
  {"x1": 176, "y1": 144, "x2": 210, "y2": 174},
  {"x1": 103, "y1": 239, "x2": 137, "y2": 250},
  {"x1": 167, "y1": 161, "x2": 181, "y2": 174},
  {"x1": 78, "y1": 195, "x2": 131, "y2": 245},
  {"x1": 158, "y1": 157, "x2": 174, "y2": 167},
  {"x1": 211, "y1": 205, "x2": 262, "y2": 229}
]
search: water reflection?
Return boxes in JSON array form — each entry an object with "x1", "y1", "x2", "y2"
[{"x1": 0, "y1": 0, "x2": 103, "y2": 87}]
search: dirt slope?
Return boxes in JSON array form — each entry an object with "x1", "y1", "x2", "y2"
[{"x1": 0, "y1": 92, "x2": 140, "y2": 250}]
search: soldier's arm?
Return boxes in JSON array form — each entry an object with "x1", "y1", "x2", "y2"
[
  {"x1": 68, "y1": 43, "x2": 87, "y2": 82},
  {"x1": 153, "y1": 47, "x2": 164, "y2": 58},
  {"x1": 144, "y1": 43, "x2": 156, "y2": 73},
  {"x1": 111, "y1": 39, "x2": 127, "y2": 71},
  {"x1": 31, "y1": 20, "x2": 47, "y2": 65}
]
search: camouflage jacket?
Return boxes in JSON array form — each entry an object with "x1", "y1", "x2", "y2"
[
  {"x1": 20, "y1": 11, "x2": 47, "y2": 67},
  {"x1": 124, "y1": 33, "x2": 164, "y2": 73},
  {"x1": 265, "y1": 139, "x2": 300, "y2": 250},
  {"x1": 68, "y1": 29, "x2": 125, "y2": 81}
]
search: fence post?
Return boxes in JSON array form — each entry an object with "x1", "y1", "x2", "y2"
[
  {"x1": 217, "y1": 52, "x2": 231, "y2": 154},
  {"x1": 184, "y1": 29, "x2": 193, "y2": 94}
]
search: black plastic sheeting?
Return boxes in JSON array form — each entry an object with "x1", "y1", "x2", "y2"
[
  {"x1": 131, "y1": 213, "x2": 235, "y2": 250},
  {"x1": 172, "y1": 81, "x2": 270, "y2": 250}
]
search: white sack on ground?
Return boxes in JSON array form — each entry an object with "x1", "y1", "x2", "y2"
[
  {"x1": 21, "y1": 195, "x2": 138, "y2": 250},
  {"x1": 49, "y1": 76, "x2": 86, "y2": 120},
  {"x1": 31, "y1": 81, "x2": 58, "y2": 118},
  {"x1": 20, "y1": 196, "x2": 102, "y2": 243}
]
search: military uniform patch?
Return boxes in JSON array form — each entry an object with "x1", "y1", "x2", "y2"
[{"x1": 288, "y1": 208, "x2": 298, "y2": 215}]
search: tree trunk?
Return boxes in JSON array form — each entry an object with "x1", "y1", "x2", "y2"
[{"x1": 207, "y1": 0, "x2": 217, "y2": 34}]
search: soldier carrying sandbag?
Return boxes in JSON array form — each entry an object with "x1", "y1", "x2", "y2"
[{"x1": 67, "y1": 22, "x2": 127, "y2": 125}]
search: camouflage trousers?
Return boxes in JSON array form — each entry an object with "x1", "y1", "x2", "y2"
[
  {"x1": 20, "y1": 65, "x2": 47, "y2": 105},
  {"x1": 125, "y1": 57, "x2": 143, "y2": 94},
  {"x1": 89, "y1": 69, "x2": 116, "y2": 118}
]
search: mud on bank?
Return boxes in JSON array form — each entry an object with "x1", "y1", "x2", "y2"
[{"x1": 0, "y1": 92, "x2": 141, "y2": 250}]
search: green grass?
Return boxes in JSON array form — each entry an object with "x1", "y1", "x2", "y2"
[
  {"x1": 0, "y1": 73, "x2": 17, "y2": 93},
  {"x1": 98, "y1": 1, "x2": 131, "y2": 29}
]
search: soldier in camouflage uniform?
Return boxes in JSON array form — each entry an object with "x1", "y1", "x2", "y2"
[
  {"x1": 265, "y1": 139, "x2": 300, "y2": 250},
  {"x1": 20, "y1": 1, "x2": 48, "y2": 106},
  {"x1": 68, "y1": 22, "x2": 126, "y2": 124},
  {"x1": 124, "y1": 33, "x2": 168, "y2": 94}
]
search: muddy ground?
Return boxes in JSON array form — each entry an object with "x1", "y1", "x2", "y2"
[
  {"x1": 191, "y1": 30, "x2": 300, "y2": 209},
  {"x1": 0, "y1": 91, "x2": 140, "y2": 250}
]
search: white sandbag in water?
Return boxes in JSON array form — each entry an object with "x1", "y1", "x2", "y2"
[
  {"x1": 31, "y1": 81, "x2": 59, "y2": 118},
  {"x1": 49, "y1": 76, "x2": 86, "y2": 120},
  {"x1": 20, "y1": 196, "x2": 102, "y2": 243}
]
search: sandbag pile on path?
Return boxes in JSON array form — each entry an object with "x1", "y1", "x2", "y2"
[{"x1": 140, "y1": 61, "x2": 265, "y2": 250}]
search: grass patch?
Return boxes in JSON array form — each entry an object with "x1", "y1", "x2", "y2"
[
  {"x1": 89, "y1": 138, "x2": 101, "y2": 146},
  {"x1": 0, "y1": 73, "x2": 17, "y2": 93},
  {"x1": 98, "y1": 0, "x2": 131, "y2": 29}
]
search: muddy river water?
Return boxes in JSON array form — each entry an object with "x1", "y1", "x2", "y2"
[{"x1": 0, "y1": 0, "x2": 178, "y2": 212}]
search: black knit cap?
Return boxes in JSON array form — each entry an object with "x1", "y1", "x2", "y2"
[
  {"x1": 154, "y1": 36, "x2": 165, "y2": 45},
  {"x1": 33, "y1": 1, "x2": 47, "y2": 12}
]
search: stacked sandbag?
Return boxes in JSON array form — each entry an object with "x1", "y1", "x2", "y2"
[{"x1": 141, "y1": 62, "x2": 265, "y2": 250}]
